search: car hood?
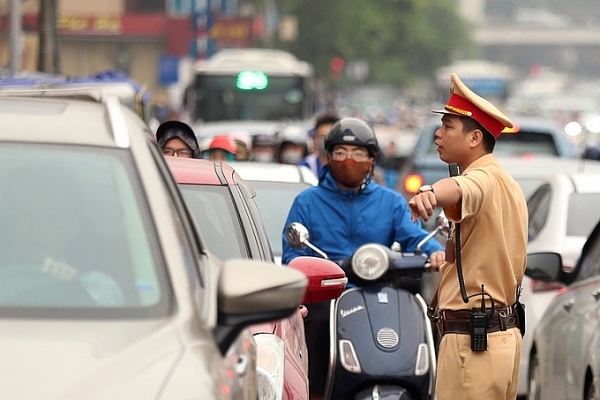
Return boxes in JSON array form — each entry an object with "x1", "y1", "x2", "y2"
[{"x1": 0, "y1": 318, "x2": 189, "y2": 399}]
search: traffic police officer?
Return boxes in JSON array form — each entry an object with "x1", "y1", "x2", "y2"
[{"x1": 408, "y1": 73, "x2": 528, "y2": 400}]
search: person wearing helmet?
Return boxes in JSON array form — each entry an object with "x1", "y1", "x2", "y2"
[
  {"x1": 204, "y1": 135, "x2": 237, "y2": 161},
  {"x1": 281, "y1": 117, "x2": 446, "y2": 400},
  {"x1": 251, "y1": 133, "x2": 276, "y2": 162},
  {"x1": 156, "y1": 120, "x2": 200, "y2": 159},
  {"x1": 275, "y1": 125, "x2": 310, "y2": 164}
]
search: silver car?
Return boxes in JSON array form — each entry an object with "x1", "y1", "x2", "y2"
[
  {"x1": 526, "y1": 219, "x2": 600, "y2": 400},
  {"x1": 0, "y1": 93, "x2": 307, "y2": 399}
]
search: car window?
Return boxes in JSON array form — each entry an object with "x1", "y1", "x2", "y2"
[
  {"x1": 426, "y1": 126, "x2": 559, "y2": 157},
  {"x1": 429, "y1": 131, "x2": 559, "y2": 156},
  {"x1": 494, "y1": 130, "x2": 559, "y2": 156},
  {"x1": 247, "y1": 181, "x2": 311, "y2": 257},
  {"x1": 575, "y1": 229, "x2": 600, "y2": 282},
  {"x1": 527, "y1": 184, "x2": 551, "y2": 242},
  {"x1": 567, "y1": 193, "x2": 600, "y2": 237},
  {"x1": 0, "y1": 144, "x2": 168, "y2": 317},
  {"x1": 179, "y1": 185, "x2": 246, "y2": 261}
]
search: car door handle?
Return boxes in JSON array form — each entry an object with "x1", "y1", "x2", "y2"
[
  {"x1": 593, "y1": 290, "x2": 600, "y2": 301},
  {"x1": 235, "y1": 354, "x2": 249, "y2": 376},
  {"x1": 562, "y1": 298, "x2": 575, "y2": 312}
]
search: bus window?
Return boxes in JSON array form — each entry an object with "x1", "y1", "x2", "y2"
[{"x1": 194, "y1": 74, "x2": 305, "y2": 122}]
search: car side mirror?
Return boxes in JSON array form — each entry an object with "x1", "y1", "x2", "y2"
[
  {"x1": 288, "y1": 256, "x2": 347, "y2": 303},
  {"x1": 526, "y1": 252, "x2": 563, "y2": 282}
]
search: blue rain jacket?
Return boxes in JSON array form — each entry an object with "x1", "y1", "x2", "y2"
[{"x1": 282, "y1": 166, "x2": 444, "y2": 264}]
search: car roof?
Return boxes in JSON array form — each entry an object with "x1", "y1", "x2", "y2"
[
  {"x1": 544, "y1": 170, "x2": 600, "y2": 193},
  {"x1": 225, "y1": 161, "x2": 318, "y2": 185},
  {"x1": 499, "y1": 156, "x2": 600, "y2": 177},
  {"x1": 499, "y1": 156, "x2": 600, "y2": 198},
  {"x1": 166, "y1": 156, "x2": 241, "y2": 186},
  {"x1": 0, "y1": 95, "x2": 148, "y2": 147}
]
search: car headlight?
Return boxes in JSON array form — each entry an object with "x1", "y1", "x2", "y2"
[
  {"x1": 564, "y1": 121, "x2": 582, "y2": 137},
  {"x1": 254, "y1": 334, "x2": 284, "y2": 400},
  {"x1": 351, "y1": 244, "x2": 389, "y2": 280},
  {"x1": 586, "y1": 116, "x2": 600, "y2": 134}
]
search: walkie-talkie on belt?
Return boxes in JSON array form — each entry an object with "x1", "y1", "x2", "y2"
[{"x1": 469, "y1": 285, "x2": 493, "y2": 352}]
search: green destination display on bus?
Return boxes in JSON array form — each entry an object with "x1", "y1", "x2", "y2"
[{"x1": 236, "y1": 71, "x2": 269, "y2": 90}]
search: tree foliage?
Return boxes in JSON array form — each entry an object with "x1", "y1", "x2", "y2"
[{"x1": 262, "y1": 0, "x2": 473, "y2": 88}]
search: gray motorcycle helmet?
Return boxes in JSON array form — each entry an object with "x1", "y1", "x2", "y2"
[{"x1": 324, "y1": 117, "x2": 380, "y2": 159}]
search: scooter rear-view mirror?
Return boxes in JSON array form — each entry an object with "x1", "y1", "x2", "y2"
[{"x1": 285, "y1": 222, "x2": 329, "y2": 260}]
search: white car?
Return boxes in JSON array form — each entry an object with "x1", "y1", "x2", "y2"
[
  {"x1": 515, "y1": 169, "x2": 600, "y2": 397},
  {"x1": 226, "y1": 161, "x2": 318, "y2": 264},
  {"x1": 526, "y1": 220, "x2": 600, "y2": 400},
  {"x1": 0, "y1": 91, "x2": 308, "y2": 399}
]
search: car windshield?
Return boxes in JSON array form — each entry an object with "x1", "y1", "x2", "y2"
[
  {"x1": 179, "y1": 185, "x2": 245, "y2": 261},
  {"x1": 246, "y1": 181, "x2": 311, "y2": 257},
  {"x1": 567, "y1": 193, "x2": 600, "y2": 236},
  {"x1": 0, "y1": 144, "x2": 168, "y2": 318}
]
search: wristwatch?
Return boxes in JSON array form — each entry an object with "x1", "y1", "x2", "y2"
[{"x1": 418, "y1": 185, "x2": 434, "y2": 194}]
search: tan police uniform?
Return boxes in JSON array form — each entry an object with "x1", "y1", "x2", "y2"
[{"x1": 432, "y1": 73, "x2": 528, "y2": 400}]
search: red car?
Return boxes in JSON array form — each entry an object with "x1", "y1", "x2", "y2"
[{"x1": 166, "y1": 157, "x2": 346, "y2": 399}]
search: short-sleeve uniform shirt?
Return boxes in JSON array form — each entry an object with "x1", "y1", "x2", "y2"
[{"x1": 439, "y1": 154, "x2": 528, "y2": 310}]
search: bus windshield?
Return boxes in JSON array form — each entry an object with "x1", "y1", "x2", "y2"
[
  {"x1": 193, "y1": 74, "x2": 306, "y2": 122},
  {"x1": 189, "y1": 48, "x2": 314, "y2": 124}
]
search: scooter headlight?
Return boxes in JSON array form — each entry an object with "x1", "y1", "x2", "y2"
[
  {"x1": 255, "y1": 334, "x2": 285, "y2": 400},
  {"x1": 351, "y1": 244, "x2": 389, "y2": 281}
]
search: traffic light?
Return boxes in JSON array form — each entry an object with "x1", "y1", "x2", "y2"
[
  {"x1": 330, "y1": 57, "x2": 345, "y2": 80},
  {"x1": 330, "y1": 57, "x2": 345, "y2": 72}
]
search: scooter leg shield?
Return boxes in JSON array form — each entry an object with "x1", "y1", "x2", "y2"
[{"x1": 327, "y1": 286, "x2": 432, "y2": 400}]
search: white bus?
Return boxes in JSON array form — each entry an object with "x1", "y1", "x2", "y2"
[
  {"x1": 188, "y1": 48, "x2": 315, "y2": 138},
  {"x1": 434, "y1": 60, "x2": 515, "y2": 108}
]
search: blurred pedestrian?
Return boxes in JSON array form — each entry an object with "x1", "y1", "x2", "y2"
[
  {"x1": 275, "y1": 125, "x2": 310, "y2": 165},
  {"x1": 204, "y1": 135, "x2": 237, "y2": 161},
  {"x1": 408, "y1": 73, "x2": 527, "y2": 400},
  {"x1": 232, "y1": 135, "x2": 252, "y2": 161},
  {"x1": 251, "y1": 133, "x2": 276, "y2": 162},
  {"x1": 299, "y1": 112, "x2": 340, "y2": 175},
  {"x1": 152, "y1": 94, "x2": 171, "y2": 125},
  {"x1": 156, "y1": 120, "x2": 200, "y2": 159}
]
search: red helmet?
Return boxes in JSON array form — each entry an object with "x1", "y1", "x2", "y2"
[{"x1": 208, "y1": 135, "x2": 237, "y2": 154}]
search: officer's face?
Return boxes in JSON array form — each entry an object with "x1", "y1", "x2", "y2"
[{"x1": 435, "y1": 114, "x2": 471, "y2": 164}]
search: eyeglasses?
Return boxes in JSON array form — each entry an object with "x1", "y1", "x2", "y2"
[
  {"x1": 330, "y1": 149, "x2": 371, "y2": 162},
  {"x1": 162, "y1": 148, "x2": 193, "y2": 158}
]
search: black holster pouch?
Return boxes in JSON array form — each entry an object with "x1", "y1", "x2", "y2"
[
  {"x1": 513, "y1": 286, "x2": 526, "y2": 337},
  {"x1": 513, "y1": 300, "x2": 526, "y2": 337}
]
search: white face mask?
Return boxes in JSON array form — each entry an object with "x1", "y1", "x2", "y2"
[
  {"x1": 280, "y1": 149, "x2": 303, "y2": 164},
  {"x1": 253, "y1": 151, "x2": 274, "y2": 162}
]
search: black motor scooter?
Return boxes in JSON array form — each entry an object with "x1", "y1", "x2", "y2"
[{"x1": 285, "y1": 215, "x2": 449, "y2": 400}]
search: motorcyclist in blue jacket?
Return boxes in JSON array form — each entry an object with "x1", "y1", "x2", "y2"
[{"x1": 282, "y1": 117, "x2": 445, "y2": 400}]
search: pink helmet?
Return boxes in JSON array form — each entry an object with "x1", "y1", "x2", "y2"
[{"x1": 208, "y1": 135, "x2": 237, "y2": 154}]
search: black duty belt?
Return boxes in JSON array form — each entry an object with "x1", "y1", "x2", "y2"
[{"x1": 437, "y1": 306, "x2": 520, "y2": 336}]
